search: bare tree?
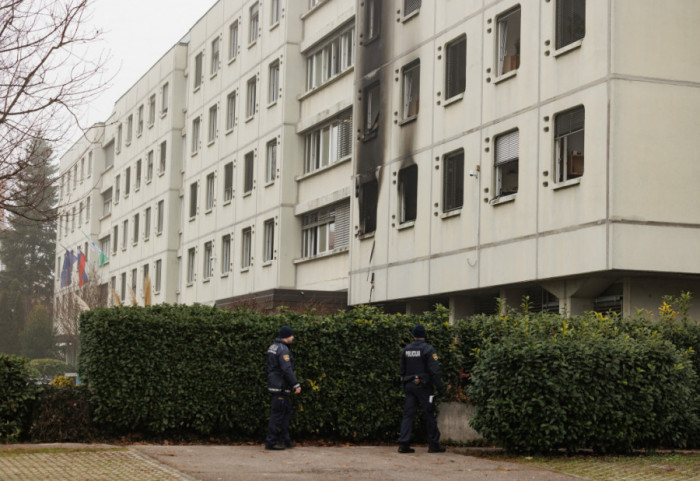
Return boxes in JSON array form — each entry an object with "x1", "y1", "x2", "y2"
[{"x1": 0, "y1": 0, "x2": 105, "y2": 221}]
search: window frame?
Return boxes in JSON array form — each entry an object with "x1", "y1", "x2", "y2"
[
  {"x1": 398, "y1": 164, "x2": 418, "y2": 224},
  {"x1": 496, "y1": 6, "x2": 521, "y2": 77},
  {"x1": 221, "y1": 234, "x2": 232, "y2": 274},
  {"x1": 192, "y1": 117, "x2": 201, "y2": 154},
  {"x1": 210, "y1": 36, "x2": 220, "y2": 76},
  {"x1": 268, "y1": 60, "x2": 280, "y2": 104},
  {"x1": 443, "y1": 149, "x2": 465, "y2": 213},
  {"x1": 194, "y1": 52, "x2": 203, "y2": 89},
  {"x1": 305, "y1": 24, "x2": 355, "y2": 92},
  {"x1": 445, "y1": 35, "x2": 466, "y2": 101},
  {"x1": 249, "y1": 3, "x2": 259, "y2": 46},
  {"x1": 556, "y1": 0, "x2": 586, "y2": 51},
  {"x1": 302, "y1": 207, "x2": 336, "y2": 258},
  {"x1": 208, "y1": 104, "x2": 218, "y2": 143},
  {"x1": 244, "y1": 151, "x2": 254, "y2": 193},
  {"x1": 303, "y1": 109, "x2": 352, "y2": 173},
  {"x1": 401, "y1": 60, "x2": 420, "y2": 122},
  {"x1": 226, "y1": 91, "x2": 236, "y2": 131},
  {"x1": 229, "y1": 21, "x2": 239, "y2": 60},
  {"x1": 554, "y1": 105, "x2": 585, "y2": 184},
  {"x1": 263, "y1": 219, "x2": 274, "y2": 262},
  {"x1": 494, "y1": 129, "x2": 520, "y2": 198},
  {"x1": 206, "y1": 172, "x2": 215, "y2": 211},
  {"x1": 241, "y1": 227, "x2": 252, "y2": 269},
  {"x1": 266, "y1": 139, "x2": 277, "y2": 184},
  {"x1": 187, "y1": 247, "x2": 196, "y2": 284},
  {"x1": 189, "y1": 182, "x2": 198, "y2": 219},
  {"x1": 224, "y1": 162, "x2": 233, "y2": 202},
  {"x1": 246, "y1": 77, "x2": 257, "y2": 119},
  {"x1": 203, "y1": 241, "x2": 213, "y2": 280}
]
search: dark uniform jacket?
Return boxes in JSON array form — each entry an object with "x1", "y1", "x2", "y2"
[
  {"x1": 266, "y1": 338, "x2": 301, "y2": 393},
  {"x1": 400, "y1": 340, "x2": 443, "y2": 393}
]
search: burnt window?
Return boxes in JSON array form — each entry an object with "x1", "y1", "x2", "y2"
[
  {"x1": 556, "y1": 0, "x2": 585, "y2": 50},
  {"x1": 554, "y1": 105, "x2": 584, "y2": 182},
  {"x1": 404, "y1": 0, "x2": 421, "y2": 17},
  {"x1": 443, "y1": 150, "x2": 464, "y2": 212},
  {"x1": 496, "y1": 6, "x2": 521, "y2": 76},
  {"x1": 494, "y1": 130, "x2": 519, "y2": 197},
  {"x1": 359, "y1": 179, "x2": 378, "y2": 235},
  {"x1": 445, "y1": 35, "x2": 466, "y2": 100},
  {"x1": 398, "y1": 164, "x2": 418, "y2": 224},
  {"x1": 365, "y1": 0, "x2": 380, "y2": 42},
  {"x1": 401, "y1": 61, "x2": 420, "y2": 121},
  {"x1": 364, "y1": 82, "x2": 380, "y2": 138}
]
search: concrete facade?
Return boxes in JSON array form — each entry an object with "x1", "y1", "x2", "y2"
[{"x1": 56, "y1": 0, "x2": 700, "y2": 319}]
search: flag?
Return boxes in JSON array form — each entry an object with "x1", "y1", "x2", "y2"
[
  {"x1": 77, "y1": 249, "x2": 88, "y2": 286},
  {"x1": 60, "y1": 249, "x2": 76, "y2": 287},
  {"x1": 81, "y1": 230, "x2": 108, "y2": 267}
]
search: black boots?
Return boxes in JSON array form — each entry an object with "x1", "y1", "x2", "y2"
[{"x1": 398, "y1": 444, "x2": 415, "y2": 453}]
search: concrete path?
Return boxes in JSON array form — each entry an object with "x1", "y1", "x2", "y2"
[{"x1": 135, "y1": 445, "x2": 584, "y2": 481}]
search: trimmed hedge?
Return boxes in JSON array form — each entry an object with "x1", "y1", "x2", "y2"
[
  {"x1": 0, "y1": 354, "x2": 36, "y2": 442},
  {"x1": 28, "y1": 385, "x2": 95, "y2": 442},
  {"x1": 79, "y1": 304, "x2": 460, "y2": 441}
]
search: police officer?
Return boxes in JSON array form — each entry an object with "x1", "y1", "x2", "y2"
[
  {"x1": 265, "y1": 326, "x2": 301, "y2": 450},
  {"x1": 397, "y1": 324, "x2": 446, "y2": 453}
]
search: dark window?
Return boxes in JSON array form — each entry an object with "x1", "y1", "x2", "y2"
[
  {"x1": 364, "y1": 82, "x2": 380, "y2": 137},
  {"x1": 443, "y1": 150, "x2": 464, "y2": 212},
  {"x1": 365, "y1": 0, "x2": 380, "y2": 42},
  {"x1": 556, "y1": 0, "x2": 586, "y2": 50},
  {"x1": 554, "y1": 105, "x2": 585, "y2": 182},
  {"x1": 398, "y1": 165, "x2": 418, "y2": 223},
  {"x1": 359, "y1": 179, "x2": 378, "y2": 235},
  {"x1": 244, "y1": 151, "x2": 254, "y2": 193},
  {"x1": 404, "y1": 0, "x2": 421, "y2": 16},
  {"x1": 445, "y1": 35, "x2": 466, "y2": 100},
  {"x1": 189, "y1": 182, "x2": 198, "y2": 218}
]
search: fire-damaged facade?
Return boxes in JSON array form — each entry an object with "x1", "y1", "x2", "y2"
[{"x1": 56, "y1": 0, "x2": 700, "y2": 319}]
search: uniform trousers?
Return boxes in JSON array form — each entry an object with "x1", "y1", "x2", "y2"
[
  {"x1": 398, "y1": 382, "x2": 440, "y2": 446},
  {"x1": 266, "y1": 392, "x2": 292, "y2": 446}
]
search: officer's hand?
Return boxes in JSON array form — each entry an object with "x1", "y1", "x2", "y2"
[{"x1": 295, "y1": 387, "x2": 301, "y2": 395}]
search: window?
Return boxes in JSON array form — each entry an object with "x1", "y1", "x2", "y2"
[
  {"x1": 102, "y1": 188, "x2": 112, "y2": 216},
  {"x1": 263, "y1": 219, "x2": 274, "y2": 262},
  {"x1": 494, "y1": 130, "x2": 519, "y2": 197},
  {"x1": 249, "y1": 3, "x2": 259, "y2": 45},
  {"x1": 224, "y1": 162, "x2": 233, "y2": 202},
  {"x1": 244, "y1": 151, "x2": 254, "y2": 193},
  {"x1": 159, "y1": 141, "x2": 166, "y2": 173},
  {"x1": 71, "y1": 207, "x2": 75, "y2": 232},
  {"x1": 104, "y1": 140, "x2": 115, "y2": 168},
  {"x1": 246, "y1": 77, "x2": 256, "y2": 118},
  {"x1": 117, "y1": 124, "x2": 122, "y2": 152},
  {"x1": 88, "y1": 152, "x2": 92, "y2": 176},
  {"x1": 143, "y1": 263, "x2": 149, "y2": 290},
  {"x1": 206, "y1": 173, "x2": 215, "y2": 210},
  {"x1": 73, "y1": 165, "x2": 77, "y2": 189},
  {"x1": 268, "y1": 60, "x2": 279, "y2": 104},
  {"x1": 364, "y1": 82, "x2": 380, "y2": 137},
  {"x1": 192, "y1": 117, "x2": 201, "y2": 153},
  {"x1": 229, "y1": 21, "x2": 239, "y2": 60},
  {"x1": 365, "y1": 0, "x2": 380, "y2": 42},
  {"x1": 133, "y1": 213, "x2": 139, "y2": 244},
  {"x1": 305, "y1": 25, "x2": 355, "y2": 91},
  {"x1": 127, "y1": 115, "x2": 133, "y2": 143},
  {"x1": 144, "y1": 207, "x2": 151, "y2": 240},
  {"x1": 221, "y1": 234, "x2": 231, "y2": 274},
  {"x1": 398, "y1": 164, "x2": 418, "y2": 223},
  {"x1": 226, "y1": 91, "x2": 236, "y2": 131},
  {"x1": 100, "y1": 236, "x2": 110, "y2": 260},
  {"x1": 271, "y1": 0, "x2": 281, "y2": 25},
  {"x1": 554, "y1": 105, "x2": 585, "y2": 182},
  {"x1": 86, "y1": 196, "x2": 90, "y2": 220},
  {"x1": 208, "y1": 105, "x2": 217, "y2": 143},
  {"x1": 148, "y1": 94, "x2": 156, "y2": 126},
  {"x1": 154, "y1": 259, "x2": 162, "y2": 293},
  {"x1": 81, "y1": 158, "x2": 85, "y2": 181},
  {"x1": 443, "y1": 150, "x2": 464, "y2": 212},
  {"x1": 135, "y1": 160, "x2": 142, "y2": 189},
  {"x1": 211, "y1": 37, "x2": 220, "y2": 75},
  {"x1": 187, "y1": 248, "x2": 196, "y2": 284},
  {"x1": 78, "y1": 201, "x2": 83, "y2": 226},
  {"x1": 302, "y1": 207, "x2": 335, "y2": 257},
  {"x1": 147, "y1": 150, "x2": 154, "y2": 181},
  {"x1": 304, "y1": 109, "x2": 352, "y2": 173},
  {"x1": 161, "y1": 83, "x2": 169, "y2": 114},
  {"x1": 115, "y1": 174, "x2": 120, "y2": 202},
  {"x1": 156, "y1": 200, "x2": 164, "y2": 234},
  {"x1": 203, "y1": 241, "x2": 213, "y2": 280},
  {"x1": 556, "y1": 0, "x2": 585, "y2": 50},
  {"x1": 401, "y1": 61, "x2": 420, "y2": 121},
  {"x1": 137, "y1": 105, "x2": 144, "y2": 134},
  {"x1": 112, "y1": 225, "x2": 118, "y2": 255},
  {"x1": 194, "y1": 52, "x2": 203, "y2": 88},
  {"x1": 131, "y1": 269, "x2": 137, "y2": 295},
  {"x1": 404, "y1": 0, "x2": 421, "y2": 16},
  {"x1": 358, "y1": 179, "x2": 378, "y2": 235},
  {"x1": 120, "y1": 273, "x2": 126, "y2": 302},
  {"x1": 496, "y1": 7, "x2": 521, "y2": 76},
  {"x1": 445, "y1": 35, "x2": 466, "y2": 100},
  {"x1": 124, "y1": 167, "x2": 131, "y2": 196},
  {"x1": 122, "y1": 220, "x2": 128, "y2": 250},
  {"x1": 241, "y1": 227, "x2": 252, "y2": 269},
  {"x1": 189, "y1": 182, "x2": 198, "y2": 218},
  {"x1": 266, "y1": 139, "x2": 276, "y2": 183}
]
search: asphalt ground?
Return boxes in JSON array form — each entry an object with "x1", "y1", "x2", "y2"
[{"x1": 0, "y1": 443, "x2": 583, "y2": 481}]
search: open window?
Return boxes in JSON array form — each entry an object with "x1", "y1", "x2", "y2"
[
  {"x1": 358, "y1": 179, "x2": 378, "y2": 235},
  {"x1": 554, "y1": 105, "x2": 584, "y2": 183},
  {"x1": 496, "y1": 6, "x2": 521, "y2": 77},
  {"x1": 494, "y1": 130, "x2": 519, "y2": 197},
  {"x1": 364, "y1": 82, "x2": 380, "y2": 138},
  {"x1": 365, "y1": 0, "x2": 380, "y2": 43},
  {"x1": 556, "y1": 0, "x2": 585, "y2": 50},
  {"x1": 398, "y1": 164, "x2": 417, "y2": 224},
  {"x1": 401, "y1": 61, "x2": 420, "y2": 121}
]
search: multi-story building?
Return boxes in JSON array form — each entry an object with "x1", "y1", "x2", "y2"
[{"x1": 56, "y1": 0, "x2": 700, "y2": 319}]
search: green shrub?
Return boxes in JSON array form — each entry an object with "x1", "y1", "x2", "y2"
[
  {"x1": 0, "y1": 354, "x2": 36, "y2": 442},
  {"x1": 29, "y1": 359, "x2": 75, "y2": 380},
  {"x1": 468, "y1": 317, "x2": 698, "y2": 453},
  {"x1": 28, "y1": 385, "x2": 95, "y2": 442}
]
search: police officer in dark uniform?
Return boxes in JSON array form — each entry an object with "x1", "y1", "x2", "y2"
[
  {"x1": 397, "y1": 324, "x2": 446, "y2": 453},
  {"x1": 265, "y1": 326, "x2": 301, "y2": 450}
]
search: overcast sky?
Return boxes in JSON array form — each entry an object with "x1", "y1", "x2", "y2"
[{"x1": 82, "y1": 0, "x2": 218, "y2": 126}]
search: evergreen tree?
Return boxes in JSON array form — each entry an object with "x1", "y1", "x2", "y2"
[
  {"x1": 19, "y1": 304, "x2": 56, "y2": 359},
  {"x1": 0, "y1": 291, "x2": 20, "y2": 355},
  {"x1": 0, "y1": 139, "x2": 57, "y2": 306}
]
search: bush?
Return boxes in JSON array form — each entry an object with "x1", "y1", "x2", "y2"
[
  {"x1": 29, "y1": 358, "x2": 75, "y2": 381},
  {"x1": 79, "y1": 304, "x2": 460, "y2": 441},
  {"x1": 0, "y1": 354, "x2": 36, "y2": 442},
  {"x1": 467, "y1": 316, "x2": 699, "y2": 453},
  {"x1": 28, "y1": 385, "x2": 95, "y2": 442}
]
